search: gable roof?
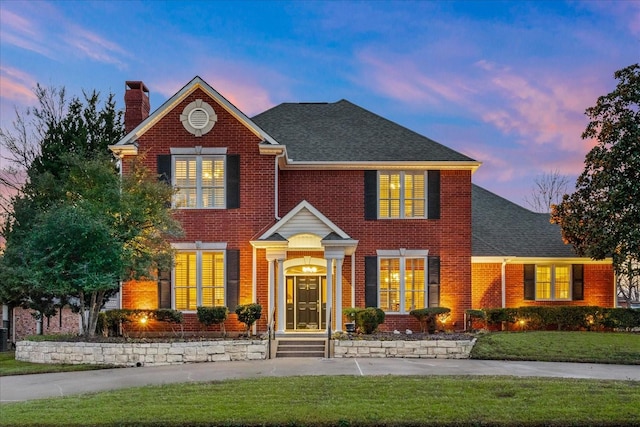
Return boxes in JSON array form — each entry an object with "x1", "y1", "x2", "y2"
[
  {"x1": 472, "y1": 184, "x2": 577, "y2": 258},
  {"x1": 252, "y1": 100, "x2": 478, "y2": 165},
  {"x1": 110, "y1": 76, "x2": 278, "y2": 155}
]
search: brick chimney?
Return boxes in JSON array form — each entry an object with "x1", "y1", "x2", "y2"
[{"x1": 124, "y1": 81, "x2": 150, "y2": 133}]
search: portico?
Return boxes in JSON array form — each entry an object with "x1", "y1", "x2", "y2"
[{"x1": 251, "y1": 201, "x2": 358, "y2": 334}]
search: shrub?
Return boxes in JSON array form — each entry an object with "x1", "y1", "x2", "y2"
[
  {"x1": 235, "y1": 303, "x2": 262, "y2": 336},
  {"x1": 196, "y1": 306, "x2": 228, "y2": 336},
  {"x1": 97, "y1": 309, "x2": 183, "y2": 337},
  {"x1": 602, "y1": 308, "x2": 640, "y2": 330},
  {"x1": 484, "y1": 308, "x2": 517, "y2": 329},
  {"x1": 356, "y1": 307, "x2": 385, "y2": 334},
  {"x1": 410, "y1": 307, "x2": 451, "y2": 333}
]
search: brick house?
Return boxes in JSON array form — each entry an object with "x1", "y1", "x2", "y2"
[{"x1": 5, "y1": 75, "x2": 616, "y2": 341}]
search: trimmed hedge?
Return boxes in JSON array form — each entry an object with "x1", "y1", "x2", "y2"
[
  {"x1": 343, "y1": 307, "x2": 385, "y2": 334},
  {"x1": 476, "y1": 306, "x2": 640, "y2": 331},
  {"x1": 97, "y1": 309, "x2": 183, "y2": 336},
  {"x1": 409, "y1": 307, "x2": 451, "y2": 333},
  {"x1": 196, "y1": 306, "x2": 228, "y2": 336}
]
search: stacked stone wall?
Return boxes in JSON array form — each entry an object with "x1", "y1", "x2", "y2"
[
  {"x1": 16, "y1": 340, "x2": 267, "y2": 367},
  {"x1": 334, "y1": 339, "x2": 475, "y2": 359}
]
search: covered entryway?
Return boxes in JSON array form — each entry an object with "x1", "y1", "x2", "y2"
[
  {"x1": 251, "y1": 200, "x2": 358, "y2": 335},
  {"x1": 286, "y1": 276, "x2": 327, "y2": 330}
]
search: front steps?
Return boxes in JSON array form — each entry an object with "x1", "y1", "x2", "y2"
[{"x1": 275, "y1": 339, "x2": 326, "y2": 358}]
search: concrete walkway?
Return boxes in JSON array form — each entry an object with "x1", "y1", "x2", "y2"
[{"x1": 2, "y1": 358, "x2": 639, "y2": 403}]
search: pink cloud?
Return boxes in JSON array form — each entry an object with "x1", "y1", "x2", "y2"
[
  {"x1": 356, "y1": 50, "x2": 473, "y2": 106},
  {"x1": 0, "y1": 66, "x2": 37, "y2": 104}
]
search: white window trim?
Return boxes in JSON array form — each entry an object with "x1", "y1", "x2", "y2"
[
  {"x1": 377, "y1": 171, "x2": 428, "y2": 219},
  {"x1": 535, "y1": 264, "x2": 572, "y2": 302},
  {"x1": 172, "y1": 246, "x2": 227, "y2": 311},
  {"x1": 377, "y1": 249, "x2": 429, "y2": 314},
  {"x1": 172, "y1": 154, "x2": 226, "y2": 209}
]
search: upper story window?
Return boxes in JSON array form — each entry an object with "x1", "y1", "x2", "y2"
[
  {"x1": 157, "y1": 148, "x2": 239, "y2": 210},
  {"x1": 173, "y1": 156, "x2": 225, "y2": 208},
  {"x1": 364, "y1": 170, "x2": 439, "y2": 220},
  {"x1": 379, "y1": 171, "x2": 426, "y2": 218},
  {"x1": 536, "y1": 265, "x2": 571, "y2": 300}
]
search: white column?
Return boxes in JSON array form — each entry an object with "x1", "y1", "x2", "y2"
[
  {"x1": 335, "y1": 258, "x2": 344, "y2": 331},
  {"x1": 267, "y1": 259, "x2": 275, "y2": 331},
  {"x1": 277, "y1": 259, "x2": 285, "y2": 333},
  {"x1": 325, "y1": 258, "x2": 333, "y2": 332}
]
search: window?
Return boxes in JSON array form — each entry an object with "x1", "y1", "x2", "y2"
[
  {"x1": 174, "y1": 251, "x2": 225, "y2": 310},
  {"x1": 535, "y1": 265, "x2": 571, "y2": 300},
  {"x1": 379, "y1": 256, "x2": 426, "y2": 313},
  {"x1": 378, "y1": 171, "x2": 426, "y2": 218},
  {"x1": 173, "y1": 156, "x2": 225, "y2": 208}
]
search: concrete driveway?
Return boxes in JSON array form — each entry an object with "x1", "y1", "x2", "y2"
[{"x1": 2, "y1": 358, "x2": 639, "y2": 403}]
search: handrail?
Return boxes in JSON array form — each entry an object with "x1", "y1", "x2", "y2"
[
  {"x1": 326, "y1": 310, "x2": 332, "y2": 358},
  {"x1": 267, "y1": 308, "x2": 276, "y2": 359}
]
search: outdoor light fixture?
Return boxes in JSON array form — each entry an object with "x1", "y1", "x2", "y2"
[{"x1": 140, "y1": 316, "x2": 148, "y2": 325}]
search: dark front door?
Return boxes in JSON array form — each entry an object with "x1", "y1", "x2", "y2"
[{"x1": 296, "y1": 276, "x2": 320, "y2": 329}]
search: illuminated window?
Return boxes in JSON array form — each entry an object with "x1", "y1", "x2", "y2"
[
  {"x1": 173, "y1": 156, "x2": 225, "y2": 208},
  {"x1": 378, "y1": 171, "x2": 425, "y2": 218},
  {"x1": 379, "y1": 256, "x2": 426, "y2": 313},
  {"x1": 174, "y1": 251, "x2": 225, "y2": 310},
  {"x1": 536, "y1": 265, "x2": 571, "y2": 301}
]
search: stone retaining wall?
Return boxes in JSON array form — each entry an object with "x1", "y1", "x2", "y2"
[
  {"x1": 16, "y1": 340, "x2": 267, "y2": 367},
  {"x1": 334, "y1": 339, "x2": 476, "y2": 358}
]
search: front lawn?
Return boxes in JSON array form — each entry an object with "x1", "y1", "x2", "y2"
[
  {"x1": 1, "y1": 375, "x2": 639, "y2": 426},
  {"x1": 471, "y1": 331, "x2": 640, "y2": 364},
  {"x1": 0, "y1": 352, "x2": 113, "y2": 376}
]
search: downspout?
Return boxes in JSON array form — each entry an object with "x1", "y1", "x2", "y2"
[
  {"x1": 252, "y1": 245, "x2": 257, "y2": 335},
  {"x1": 274, "y1": 152, "x2": 285, "y2": 220},
  {"x1": 501, "y1": 259, "x2": 509, "y2": 308},
  {"x1": 351, "y1": 251, "x2": 356, "y2": 308}
]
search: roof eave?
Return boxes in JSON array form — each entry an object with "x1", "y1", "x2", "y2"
[{"x1": 280, "y1": 160, "x2": 482, "y2": 172}]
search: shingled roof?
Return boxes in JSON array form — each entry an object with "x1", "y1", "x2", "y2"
[
  {"x1": 472, "y1": 185, "x2": 576, "y2": 258},
  {"x1": 252, "y1": 100, "x2": 476, "y2": 163}
]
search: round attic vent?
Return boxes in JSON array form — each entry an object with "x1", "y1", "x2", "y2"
[
  {"x1": 180, "y1": 99, "x2": 217, "y2": 137},
  {"x1": 188, "y1": 108, "x2": 209, "y2": 129}
]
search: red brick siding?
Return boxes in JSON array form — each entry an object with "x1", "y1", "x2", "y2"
[
  {"x1": 12, "y1": 307, "x2": 80, "y2": 341},
  {"x1": 472, "y1": 262, "x2": 615, "y2": 309}
]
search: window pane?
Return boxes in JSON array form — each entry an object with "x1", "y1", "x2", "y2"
[
  {"x1": 404, "y1": 258, "x2": 425, "y2": 311},
  {"x1": 555, "y1": 266, "x2": 570, "y2": 299},
  {"x1": 404, "y1": 173, "x2": 425, "y2": 218},
  {"x1": 536, "y1": 265, "x2": 551, "y2": 299},
  {"x1": 201, "y1": 252, "x2": 225, "y2": 307},
  {"x1": 380, "y1": 258, "x2": 400, "y2": 311},
  {"x1": 175, "y1": 252, "x2": 197, "y2": 310},
  {"x1": 379, "y1": 172, "x2": 401, "y2": 218}
]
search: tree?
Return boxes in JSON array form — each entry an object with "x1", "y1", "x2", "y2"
[
  {"x1": 524, "y1": 170, "x2": 571, "y2": 213},
  {"x1": 0, "y1": 86, "x2": 182, "y2": 336},
  {"x1": 551, "y1": 63, "x2": 640, "y2": 304}
]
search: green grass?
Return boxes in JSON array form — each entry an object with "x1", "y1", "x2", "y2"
[
  {"x1": 471, "y1": 331, "x2": 640, "y2": 364},
  {"x1": 1, "y1": 376, "x2": 639, "y2": 426},
  {"x1": 0, "y1": 352, "x2": 113, "y2": 376}
]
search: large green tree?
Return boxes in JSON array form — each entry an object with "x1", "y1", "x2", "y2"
[
  {"x1": 1, "y1": 86, "x2": 181, "y2": 336},
  {"x1": 551, "y1": 63, "x2": 640, "y2": 304}
]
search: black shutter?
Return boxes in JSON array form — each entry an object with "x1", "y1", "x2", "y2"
[
  {"x1": 364, "y1": 256, "x2": 378, "y2": 307},
  {"x1": 428, "y1": 256, "x2": 440, "y2": 307},
  {"x1": 427, "y1": 170, "x2": 440, "y2": 219},
  {"x1": 157, "y1": 155, "x2": 172, "y2": 184},
  {"x1": 364, "y1": 170, "x2": 377, "y2": 220},
  {"x1": 157, "y1": 269, "x2": 171, "y2": 309},
  {"x1": 572, "y1": 264, "x2": 584, "y2": 301},
  {"x1": 226, "y1": 249, "x2": 240, "y2": 309},
  {"x1": 226, "y1": 155, "x2": 240, "y2": 209},
  {"x1": 524, "y1": 264, "x2": 535, "y2": 300}
]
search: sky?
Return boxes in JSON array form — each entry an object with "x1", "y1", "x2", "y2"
[{"x1": 1, "y1": 0, "x2": 639, "y2": 208}]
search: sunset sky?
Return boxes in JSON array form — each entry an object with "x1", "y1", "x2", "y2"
[{"x1": 1, "y1": 0, "x2": 638, "y2": 207}]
